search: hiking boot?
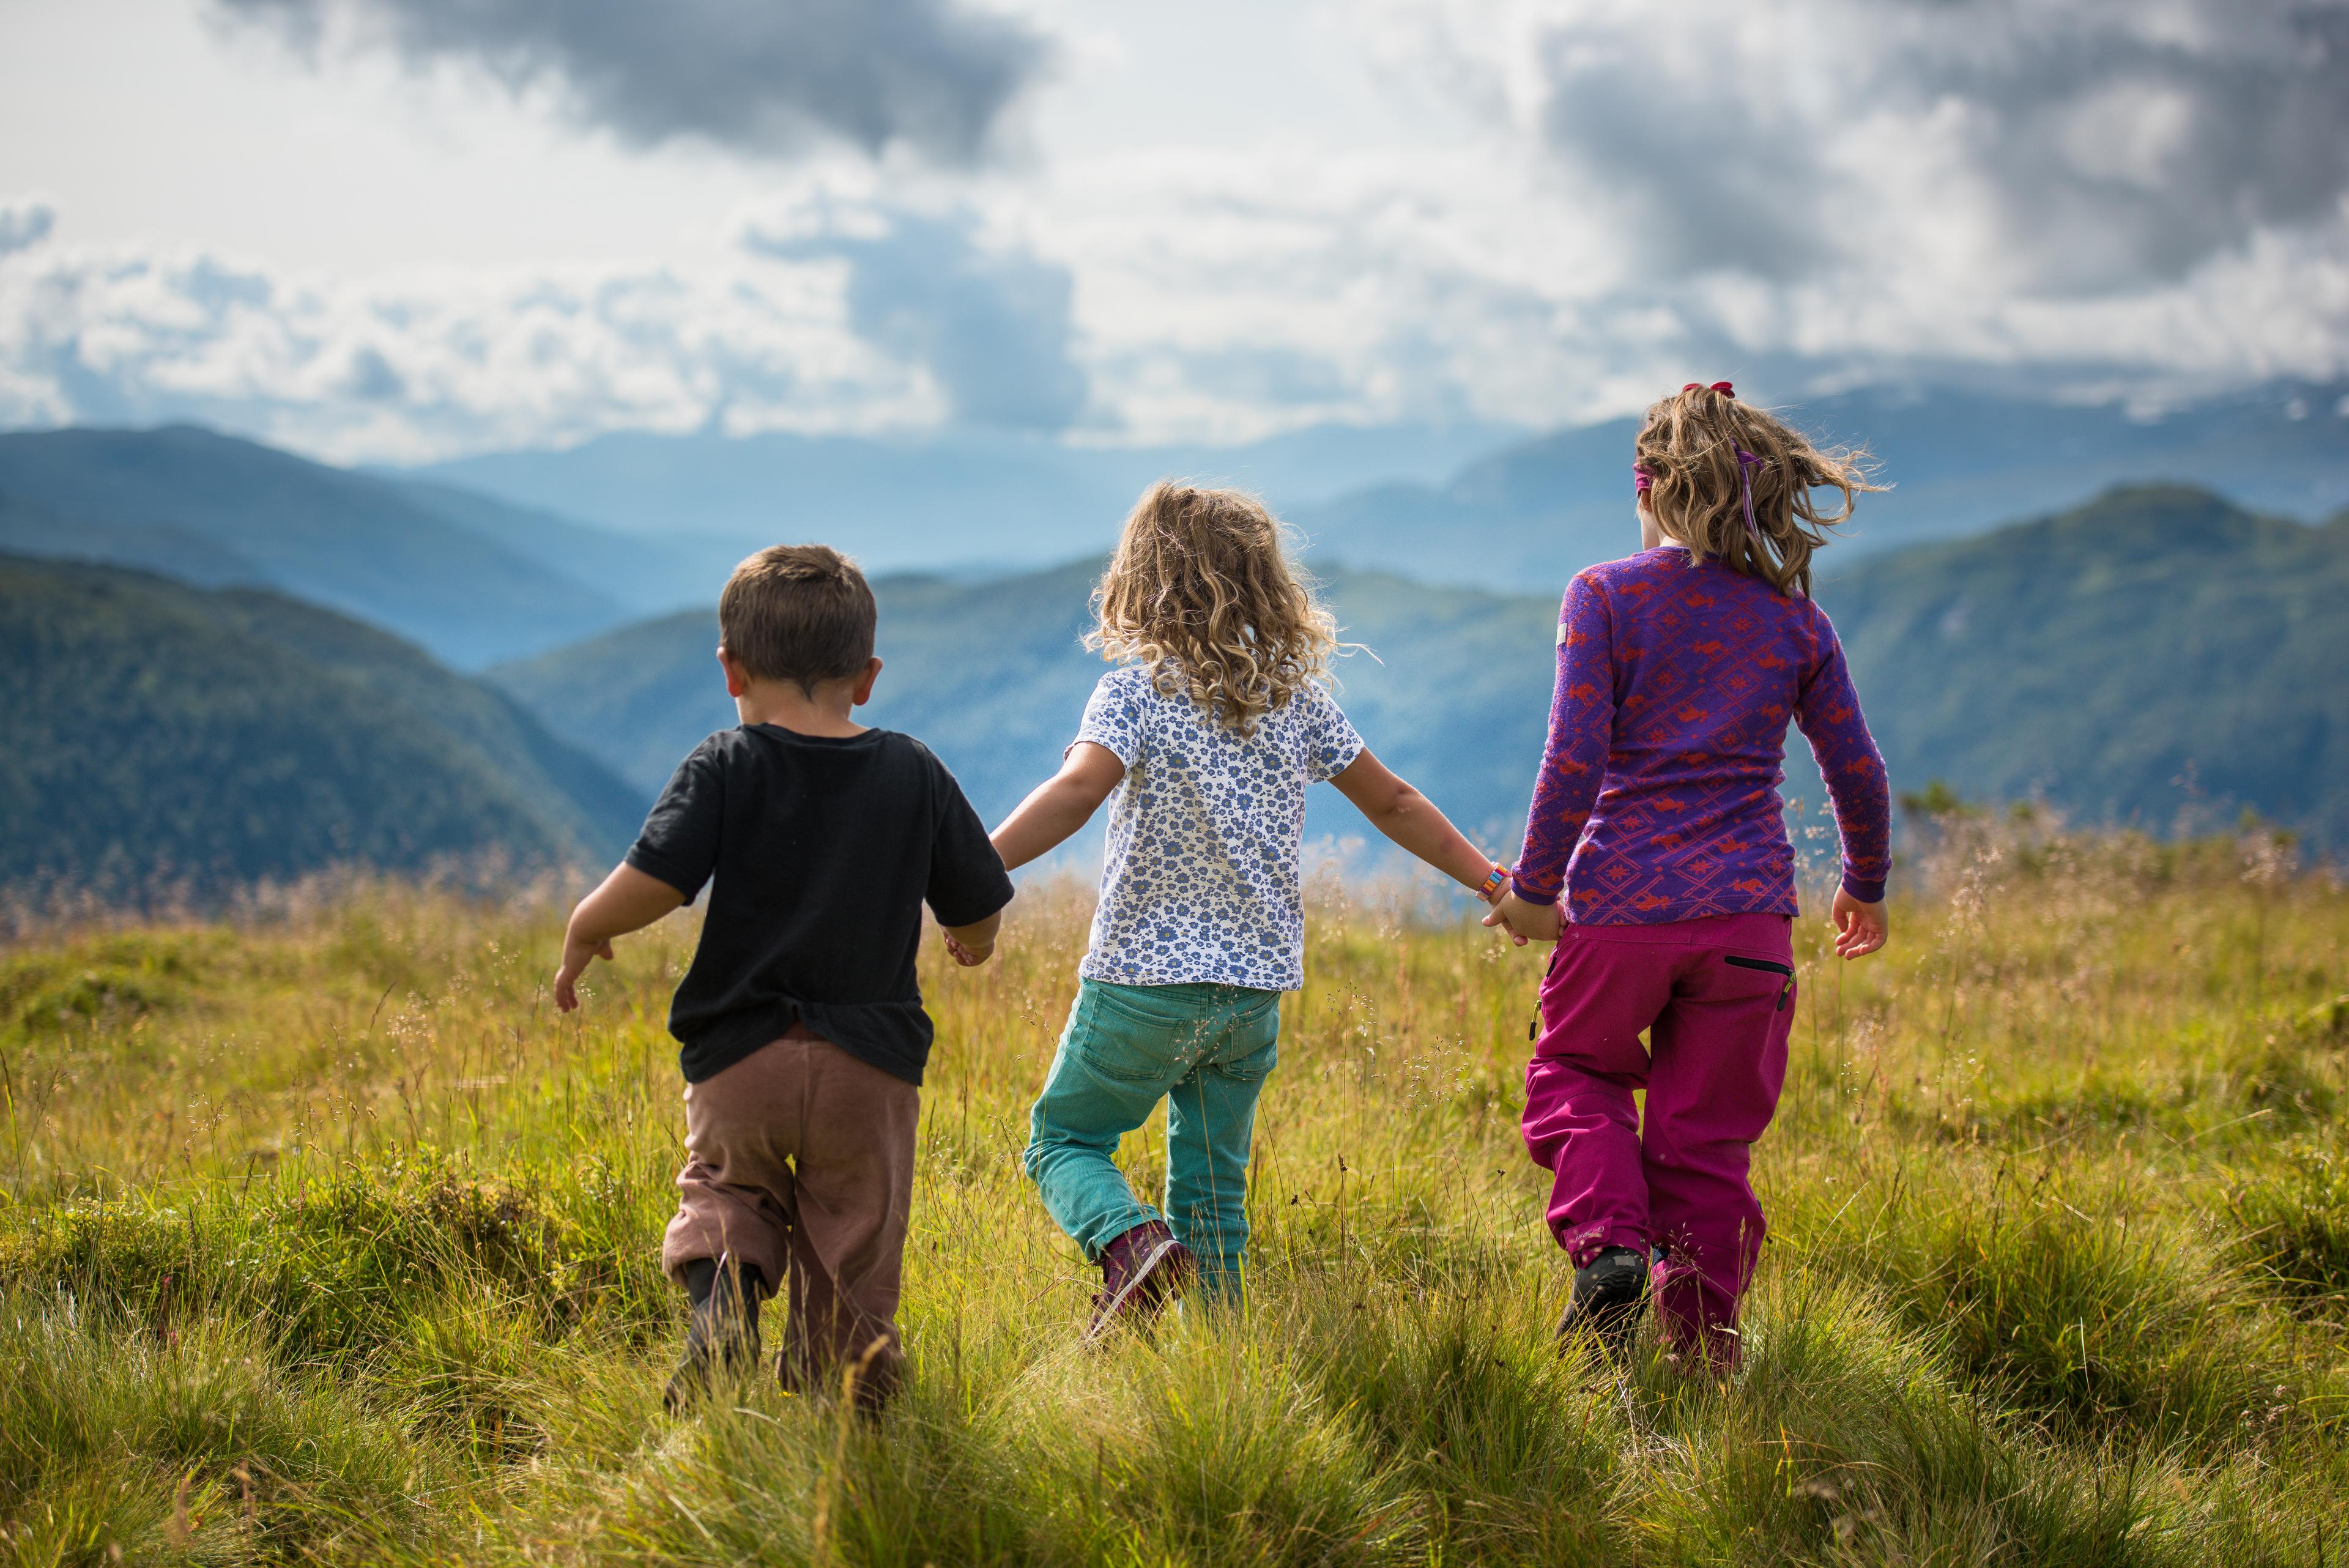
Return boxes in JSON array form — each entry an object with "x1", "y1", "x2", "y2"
[
  {"x1": 1083, "y1": 1221, "x2": 1193, "y2": 1344},
  {"x1": 1557, "y1": 1245, "x2": 1649, "y2": 1362},
  {"x1": 664, "y1": 1257, "x2": 765, "y2": 1412}
]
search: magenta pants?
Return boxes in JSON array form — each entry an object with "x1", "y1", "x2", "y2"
[{"x1": 1523, "y1": 912, "x2": 1797, "y2": 1361}]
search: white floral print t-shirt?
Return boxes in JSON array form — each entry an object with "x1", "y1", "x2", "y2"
[{"x1": 1073, "y1": 663, "x2": 1365, "y2": 991}]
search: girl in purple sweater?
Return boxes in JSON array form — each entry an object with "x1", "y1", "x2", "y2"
[{"x1": 1486, "y1": 381, "x2": 1892, "y2": 1367}]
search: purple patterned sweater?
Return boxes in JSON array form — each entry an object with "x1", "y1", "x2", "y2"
[{"x1": 1513, "y1": 544, "x2": 1891, "y2": 924}]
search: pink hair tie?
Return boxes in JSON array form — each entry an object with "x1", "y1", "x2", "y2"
[
  {"x1": 1632, "y1": 464, "x2": 1654, "y2": 494},
  {"x1": 1680, "y1": 381, "x2": 1736, "y2": 398}
]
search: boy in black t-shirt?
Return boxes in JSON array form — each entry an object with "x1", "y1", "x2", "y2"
[{"x1": 553, "y1": 544, "x2": 1013, "y2": 1411}]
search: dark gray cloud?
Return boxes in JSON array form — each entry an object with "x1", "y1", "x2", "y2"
[
  {"x1": 1524, "y1": 0, "x2": 2349, "y2": 291},
  {"x1": 747, "y1": 206, "x2": 1088, "y2": 431},
  {"x1": 216, "y1": 0, "x2": 1050, "y2": 165},
  {"x1": 1539, "y1": 71, "x2": 1833, "y2": 283}
]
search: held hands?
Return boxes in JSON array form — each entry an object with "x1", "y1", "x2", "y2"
[
  {"x1": 942, "y1": 932, "x2": 995, "y2": 967},
  {"x1": 1482, "y1": 886, "x2": 1563, "y2": 946},
  {"x1": 552, "y1": 931, "x2": 614, "y2": 1012},
  {"x1": 1830, "y1": 888, "x2": 1889, "y2": 959}
]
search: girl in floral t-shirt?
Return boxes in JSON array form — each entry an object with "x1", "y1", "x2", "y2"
[{"x1": 987, "y1": 481, "x2": 1505, "y2": 1339}]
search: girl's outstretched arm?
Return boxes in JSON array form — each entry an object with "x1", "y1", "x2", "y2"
[
  {"x1": 990, "y1": 742, "x2": 1126, "y2": 872},
  {"x1": 1795, "y1": 615, "x2": 1892, "y2": 959},
  {"x1": 1513, "y1": 571, "x2": 1614, "y2": 913},
  {"x1": 1330, "y1": 749, "x2": 1501, "y2": 896}
]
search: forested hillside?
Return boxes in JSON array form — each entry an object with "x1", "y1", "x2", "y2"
[
  {"x1": 490, "y1": 563, "x2": 1559, "y2": 848},
  {"x1": 497, "y1": 485, "x2": 2349, "y2": 859},
  {"x1": 0, "y1": 555, "x2": 645, "y2": 901},
  {"x1": 1816, "y1": 485, "x2": 2349, "y2": 846},
  {"x1": 0, "y1": 426, "x2": 657, "y2": 666}
]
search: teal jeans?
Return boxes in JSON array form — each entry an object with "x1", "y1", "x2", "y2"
[{"x1": 1024, "y1": 980, "x2": 1281, "y2": 1296}]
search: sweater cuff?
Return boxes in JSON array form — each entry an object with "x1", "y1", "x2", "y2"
[
  {"x1": 1839, "y1": 871, "x2": 1886, "y2": 904},
  {"x1": 1510, "y1": 880, "x2": 1560, "y2": 908}
]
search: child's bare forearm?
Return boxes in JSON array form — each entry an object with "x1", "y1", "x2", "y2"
[
  {"x1": 1370, "y1": 790, "x2": 1494, "y2": 890},
  {"x1": 1332, "y1": 750, "x2": 1496, "y2": 893},
  {"x1": 992, "y1": 781, "x2": 1089, "y2": 871},
  {"x1": 567, "y1": 864, "x2": 686, "y2": 946},
  {"x1": 992, "y1": 744, "x2": 1125, "y2": 872},
  {"x1": 943, "y1": 910, "x2": 1002, "y2": 952}
]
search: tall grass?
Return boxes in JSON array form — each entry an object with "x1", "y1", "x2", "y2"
[{"x1": 1, "y1": 830, "x2": 2343, "y2": 1565}]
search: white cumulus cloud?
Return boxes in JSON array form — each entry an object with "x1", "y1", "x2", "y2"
[{"x1": 2, "y1": 0, "x2": 2346, "y2": 460}]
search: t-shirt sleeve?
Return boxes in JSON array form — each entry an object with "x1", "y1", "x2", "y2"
[
  {"x1": 1301, "y1": 685, "x2": 1367, "y2": 783},
  {"x1": 925, "y1": 756, "x2": 1015, "y2": 929},
  {"x1": 1072, "y1": 668, "x2": 1148, "y2": 767},
  {"x1": 625, "y1": 740, "x2": 724, "y2": 903}
]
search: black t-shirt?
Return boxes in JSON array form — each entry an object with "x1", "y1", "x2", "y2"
[{"x1": 625, "y1": 724, "x2": 1013, "y2": 1087}]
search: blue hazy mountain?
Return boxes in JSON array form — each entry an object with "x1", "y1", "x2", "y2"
[
  {"x1": 10, "y1": 383, "x2": 2338, "y2": 670},
  {"x1": 402, "y1": 420, "x2": 1529, "y2": 577},
  {"x1": 0, "y1": 425, "x2": 666, "y2": 669},
  {"x1": 492, "y1": 485, "x2": 2349, "y2": 863},
  {"x1": 1291, "y1": 382, "x2": 2349, "y2": 591},
  {"x1": 404, "y1": 384, "x2": 2348, "y2": 596},
  {"x1": 0, "y1": 554, "x2": 647, "y2": 900}
]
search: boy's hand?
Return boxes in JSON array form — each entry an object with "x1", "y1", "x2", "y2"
[
  {"x1": 1482, "y1": 889, "x2": 1563, "y2": 947},
  {"x1": 940, "y1": 909, "x2": 1003, "y2": 968},
  {"x1": 553, "y1": 932, "x2": 615, "y2": 1011},
  {"x1": 1830, "y1": 888, "x2": 1888, "y2": 959},
  {"x1": 551, "y1": 865, "x2": 685, "y2": 1013}
]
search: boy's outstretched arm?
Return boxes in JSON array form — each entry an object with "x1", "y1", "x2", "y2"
[
  {"x1": 554, "y1": 864, "x2": 686, "y2": 1011},
  {"x1": 990, "y1": 742, "x2": 1126, "y2": 872},
  {"x1": 1331, "y1": 749, "x2": 1504, "y2": 901}
]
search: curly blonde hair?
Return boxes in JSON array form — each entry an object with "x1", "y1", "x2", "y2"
[
  {"x1": 1636, "y1": 384, "x2": 1885, "y2": 597},
  {"x1": 1089, "y1": 481, "x2": 1338, "y2": 734}
]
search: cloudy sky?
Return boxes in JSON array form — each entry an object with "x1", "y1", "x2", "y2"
[{"x1": 2, "y1": 0, "x2": 2344, "y2": 461}]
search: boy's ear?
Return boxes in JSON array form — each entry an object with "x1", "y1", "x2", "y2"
[
  {"x1": 850, "y1": 655, "x2": 883, "y2": 707},
  {"x1": 716, "y1": 645, "x2": 751, "y2": 699}
]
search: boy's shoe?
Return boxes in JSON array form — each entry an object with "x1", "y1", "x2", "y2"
[
  {"x1": 664, "y1": 1257, "x2": 765, "y2": 1413},
  {"x1": 1557, "y1": 1245, "x2": 1649, "y2": 1363},
  {"x1": 1083, "y1": 1221, "x2": 1194, "y2": 1345}
]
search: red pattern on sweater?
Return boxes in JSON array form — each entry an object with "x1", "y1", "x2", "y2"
[{"x1": 1512, "y1": 546, "x2": 1890, "y2": 924}]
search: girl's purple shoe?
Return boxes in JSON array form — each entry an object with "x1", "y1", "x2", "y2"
[{"x1": 1084, "y1": 1221, "x2": 1194, "y2": 1343}]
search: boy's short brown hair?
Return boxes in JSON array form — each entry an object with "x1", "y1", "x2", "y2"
[{"x1": 719, "y1": 544, "x2": 877, "y2": 695}]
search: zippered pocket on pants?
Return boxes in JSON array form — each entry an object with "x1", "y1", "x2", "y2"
[{"x1": 1724, "y1": 954, "x2": 1795, "y2": 1011}]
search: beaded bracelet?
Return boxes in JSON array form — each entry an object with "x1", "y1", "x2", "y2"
[{"x1": 1477, "y1": 863, "x2": 1510, "y2": 903}]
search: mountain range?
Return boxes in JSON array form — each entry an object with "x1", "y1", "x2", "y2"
[
  {"x1": 0, "y1": 406, "x2": 2342, "y2": 902},
  {"x1": 0, "y1": 554, "x2": 643, "y2": 901},
  {"x1": 4, "y1": 381, "x2": 2342, "y2": 676},
  {"x1": 492, "y1": 485, "x2": 2349, "y2": 861},
  {"x1": 1291, "y1": 383, "x2": 2349, "y2": 593},
  {"x1": 410, "y1": 382, "x2": 2349, "y2": 593},
  {"x1": 1816, "y1": 485, "x2": 2349, "y2": 848},
  {"x1": 0, "y1": 425, "x2": 708, "y2": 668},
  {"x1": 488, "y1": 561, "x2": 1561, "y2": 853}
]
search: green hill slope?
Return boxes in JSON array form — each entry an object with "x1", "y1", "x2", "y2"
[
  {"x1": 495, "y1": 484, "x2": 2349, "y2": 860},
  {"x1": 1814, "y1": 485, "x2": 2349, "y2": 845},
  {"x1": 0, "y1": 426, "x2": 646, "y2": 667},
  {"x1": 491, "y1": 563, "x2": 1559, "y2": 847},
  {"x1": 0, "y1": 555, "x2": 647, "y2": 899}
]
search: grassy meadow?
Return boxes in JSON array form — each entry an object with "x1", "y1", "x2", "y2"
[{"x1": 2, "y1": 825, "x2": 2347, "y2": 1566}]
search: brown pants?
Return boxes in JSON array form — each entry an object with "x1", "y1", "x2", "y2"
[{"x1": 661, "y1": 1028, "x2": 920, "y2": 1402}]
